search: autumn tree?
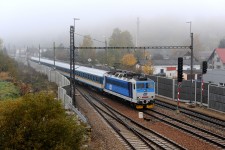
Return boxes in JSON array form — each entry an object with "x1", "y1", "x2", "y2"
[
  {"x1": 56, "y1": 43, "x2": 70, "y2": 61},
  {"x1": 135, "y1": 50, "x2": 154, "y2": 75},
  {"x1": 121, "y1": 53, "x2": 137, "y2": 70},
  {"x1": 152, "y1": 53, "x2": 163, "y2": 60},
  {"x1": 218, "y1": 38, "x2": 225, "y2": 48},
  {"x1": 96, "y1": 50, "x2": 106, "y2": 64},
  {"x1": 41, "y1": 49, "x2": 53, "y2": 59},
  {"x1": 0, "y1": 38, "x2": 3, "y2": 50},
  {"x1": 109, "y1": 28, "x2": 134, "y2": 47},
  {"x1": 0, "y1": 92, "x2": 87, "y2": 149},
  {"x1": 142, "y1": 59, "x2": 154, "y2": 75},
  {"x1": 79, "y1": 35, "x2": 95, "y2": 63},
  {"x1": 108, "y1": 28, "x2": 134, "y2": 66},
  {"x1": 41, "y1": 43, "x2": 69, "y2": 61},
  {"x1": 0, "y1": 51, "x2": 18, "y2": 78},
  {"x1": 194, "y1": 34, "x2": 204, "y2": 52}
]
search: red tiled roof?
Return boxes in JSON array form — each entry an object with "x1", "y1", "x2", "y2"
[
  {"x1": 216, "y1": 48, "x2": 225, "y2": 63},
  {"x1": 167, "y1": 67, "x2": 176, "y2": 71}
]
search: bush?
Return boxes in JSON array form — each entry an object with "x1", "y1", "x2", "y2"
[
  {"x1": 0, "y1": 92, "x2": 87, "y2": 149},
  {"x1": 0, "y1": 81, "x2": 20, "y2": 100}
]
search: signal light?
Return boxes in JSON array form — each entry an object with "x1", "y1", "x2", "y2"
[
  {"x1": 177, "y1": 57, "x2": 183, "y2": 82},
  {"x1": 202, "y1": 61, "x2": 207, "y2": 74}
]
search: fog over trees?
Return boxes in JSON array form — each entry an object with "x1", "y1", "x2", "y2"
[
  {"x1": 218, "y1": 39, "x2": 225, "y2": 48},
  {"x1": 2, "y1": 0, "x2": 225, "y2": 60}
]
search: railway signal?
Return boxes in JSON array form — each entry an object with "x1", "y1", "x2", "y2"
[
  {"x1": 202, "y1": 61, "x2": 207, "y2": 74},
  {"x1": 201, "y1": 61, "x2": 207, "y2": 105},
  {"x1": 177, "y1": 57, "x2": 183, "y2": 82},
  {"x1": 177, "y1": 57, "x2": 183, "y2": 113}
]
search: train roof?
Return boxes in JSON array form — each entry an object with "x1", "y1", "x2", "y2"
[
  {"x1": 76, "y1": 66, "x2": 108, "y2": 77},
  {"x1": 30, "y1": 57, "x2": 108, "y2": 77},
  {"x1": 106, "y1": 71, "x2": 153, "y2": 82}
]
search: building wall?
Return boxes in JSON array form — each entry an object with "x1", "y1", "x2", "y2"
[
  {"x1": 166, "y1": 70, "x2": 176, "y2": 79},
  {"x1": 154, "y1": 65, "x2": 200, "y2": 78},
  {"x1": 210, "y1": 52, "x2": 225, "y2": 69},
  {"x1": 203, "y1": 69, "x2": 225, "y2": 86}
]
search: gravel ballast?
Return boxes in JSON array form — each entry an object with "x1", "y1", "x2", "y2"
[{"x1": 76, "y1": 89, "x2": 224, "y2": 150}]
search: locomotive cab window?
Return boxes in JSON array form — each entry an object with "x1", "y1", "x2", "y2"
[
  {"x1": 146, "y1": 82, "x2": 154, "y2": 88},
  {"x1": 137, "y1": 83, "x2": 145, "y2": 89}
]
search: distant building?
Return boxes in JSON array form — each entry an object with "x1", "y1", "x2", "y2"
[
  {"x1": 195, "y1": 51, "x2": 211, "y2": 62},
  {"x1": 136, "y1": 51, "x2": 201, "y2": 79},
  {"x1": 203, "y1": 48, "x2": 225, "y2": 85},
  {"x1": 203, "y1": 69, "x2": 225, "y2": 86},
  {"x1": 208, "y1": 48, "x2": 225, "y2": 70},
  {"x1": 136, "y1": 58, "x2": 200, "y2": 79},
  {"x1": 183, "y1": 70, "x2": 202, "y2": 81},
  {"x1": 152, "y1": 59, "x2": 200, "y2": 79}
]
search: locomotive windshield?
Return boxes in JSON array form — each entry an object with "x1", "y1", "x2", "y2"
[
  {"x1": 137, "y1": 83, "x2": 145, "y2": 89},
  {"x1": 137, "y1": 82, "x2": 154, "y2": 89},
  {"x1": 146, "y1": 82, "x2": 154, "y2": 88}
]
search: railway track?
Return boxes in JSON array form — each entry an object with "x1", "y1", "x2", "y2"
[
  {"x1": 144, "y1": 109, "x2": 225, "y2": 149},
  {"x1": 155, "y1": 100, "x2": 225, "y2": 129},
  {"x1": 77, "y1": 87, "x2": 185, "y2": 150}
]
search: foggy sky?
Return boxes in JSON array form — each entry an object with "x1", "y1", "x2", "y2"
[{"x1": 1, "y1": 0, "x2": 225, "y2": 49}]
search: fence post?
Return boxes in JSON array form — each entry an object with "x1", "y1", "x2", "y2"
[
  {"x1": 172, "y1": 79, "x2": 175, "y2": 100},
  {"x1": 49, "y1": 69, "x2": 51, "y2": 82},
  {"x1": 195, "y1": 80, "x2": 197, "y2": 104},
  {"x1": 208, "y1": 83, "x2": 210, "y2": 109},
  {"x1": 157, "y1": 76, "x2": 159, "y2": 95},
  {"x1": 56, "y1": 72, "x2": 59, "y2": 86},
  {"x1": 63, "y1": 89, "x2": 66, "y2": 109},
  {"x1": 58, "y1": 87, "x2": 60, "y2": 100},
  {"x1": 55, "y1": 70, "x2": 56, "y2": 83}
]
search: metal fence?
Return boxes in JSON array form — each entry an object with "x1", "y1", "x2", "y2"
[
  {"x1": 15, "y1": 57, "x2": 87, "y2": 123},
  {"x1": 148, "y1": 76, "x2": 225, "y2": 113},
  {"x1": 209, "y1": 85, "x2": 225, "y2": 112}
]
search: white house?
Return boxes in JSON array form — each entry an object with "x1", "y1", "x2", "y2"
[
  {"x1": 208, "y1": 48, "x2": 225, "y2": 70},
  {"x1": 152, "y1": 59, "x2": 200, "y2": 79},
  {"x1": 136, "y1": 51, "x2": 201, "y2": 79},
  {"x1": 203, "y1": 48, "x2": 225, "y2": 85}
]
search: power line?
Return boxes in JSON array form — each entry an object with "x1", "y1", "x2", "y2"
[
  {"x1": 74, "y1": 46, "x2": 191, "y2": 49},
  {"x1": 75, "y1": 33, "x2": 105, "y2": 44}
]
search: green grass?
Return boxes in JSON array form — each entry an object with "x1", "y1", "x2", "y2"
[{"x1": 0, "y1": 81, "x2": 20, "y2": 100}]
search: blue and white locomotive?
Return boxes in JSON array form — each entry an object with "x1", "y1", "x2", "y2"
[
  {"x1": 104, "y1": 71, "x2": 155, "y2": 109},
  {"x1": 30, "y1": 57, "x2": 155, "y2": 109}
]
